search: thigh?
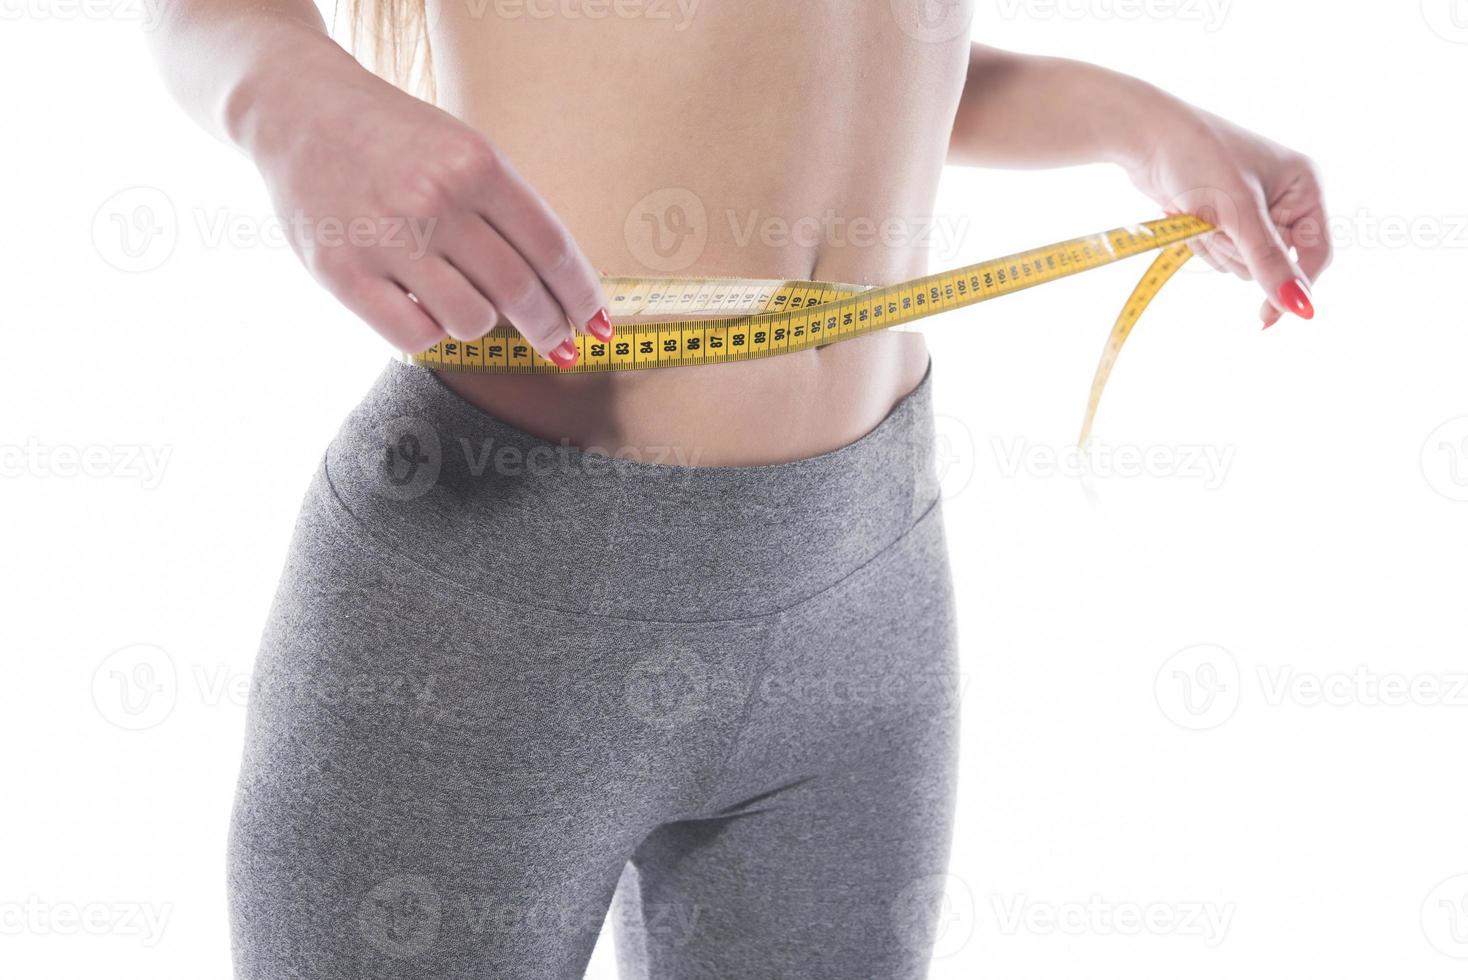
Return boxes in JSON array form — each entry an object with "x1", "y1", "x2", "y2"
[
  {"x1": 613, "y1": 508, "x2": 963, "y2": 980},
  {"x1": 227, "y1": 484, "x2": 675, "y2": 979}
]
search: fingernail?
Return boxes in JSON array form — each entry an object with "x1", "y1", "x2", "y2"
[
  {"x1": 586, "y1": 308, "x2": 614, "y2": 341},
  {"x1": 1262, "y1": 309, "x2": 1282, "y2": 331},
  {"x1": 1277, "y1": 279, "x2": 1315, "y2": 320},
  {"x1": 547, "y1": 338, "x2": 580, "y2": 369}
]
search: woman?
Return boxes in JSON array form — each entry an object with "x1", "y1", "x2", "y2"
[{"x1": 150, "y1": 1, "x2": 1329, "y2": 976}]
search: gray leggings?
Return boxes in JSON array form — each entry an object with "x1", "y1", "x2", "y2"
[{"x1": 228, "y1": 360, "x2": 961, "y2": 979}]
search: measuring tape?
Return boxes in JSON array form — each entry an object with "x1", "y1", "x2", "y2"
[{"x1": 408, "y1": 214, "x2": 1212, "y2": 443}]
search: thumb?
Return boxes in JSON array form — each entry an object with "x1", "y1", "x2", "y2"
[{"x1": 1229, "y1": 190, "x2": 1315, "y2": 322}]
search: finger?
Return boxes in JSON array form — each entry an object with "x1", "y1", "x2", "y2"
[
  {"x1": 1187, "y1": 239, "x2": 1229, "y2": 274},
  {"x1": 335, "y1": 276, "x2": 445, "y2": 354},
  {"x1": 1259, "y1": 298, "x2": 1283, "y2": 331},
  {"x1": 395, "y1": 255, "x2": 500, "y2": 344},
  {"x1": 475, "y1": 153, "x2": 610, "y2": 336},
  {"x1": 1229, "y1": 188, "x2": 1315, "y2": 321},
  {"x1": 1164, "y1": 189, "x2": 1253, "y2": 280},
  {"x1": 1283, "y1": 206, "x2": 1334, "y2": 288},
  {"x1": 440, "y1": 215, "x2": 583, "y2": 366},
  {"x1": 1196, "y1": 233, "x2": 1250, "y2": 279},
  {"x1": 1207, "y1": 232, "x2": 1248, "y2": 269}
]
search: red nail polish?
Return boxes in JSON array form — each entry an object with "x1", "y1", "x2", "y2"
[
  {"x1": 547, "y1": 338, "x2": 580, "y2": 368},
  {"x1": 1277, "y1": 279, "x2": 1315, "y2": 320},
  {"x1": 586, "y1": 309, "x2": 614, "y2": 341},
  {"x1": 1262, "y1": 309, "x2": 1281, "y2": 331}
]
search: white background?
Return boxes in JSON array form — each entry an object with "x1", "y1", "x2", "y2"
[{"x1": 3, "y1": 1, "x2": 1467, "y2": 978}]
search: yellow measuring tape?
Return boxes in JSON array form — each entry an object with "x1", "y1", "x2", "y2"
[{"x1": 409, "y1": 214, "x2": 1211, "y2": 443}]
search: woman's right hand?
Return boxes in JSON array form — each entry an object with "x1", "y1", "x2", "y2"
[{"x1": 238, "y1": 42, "x2": 612, "y2": 366}]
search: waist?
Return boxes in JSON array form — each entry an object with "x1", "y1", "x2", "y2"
[
  {"x1": 435, "y1": 328, "x2": 932, "y2": 466},
  {"x1": 320, "y1": 358, "x2": 942, "y2": 621}
]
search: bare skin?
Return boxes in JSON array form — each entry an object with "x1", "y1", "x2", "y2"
[
  {"x1": 149, "y1": 0, "x2": 1330, "y2": 465},
  {"x1": 427, "y1": 3, "x2": 962, "y2": 462}
]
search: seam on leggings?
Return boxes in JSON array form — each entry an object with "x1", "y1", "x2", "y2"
[
  {"x1": 680, "y1": 515, "x2": 949, "y2": 819},
  {"x1": 678, "y1": 636, "x2": 781, "y2": 820},
  {"x1": 319, "y1": 451, "x2": 943, "y2": 627}
]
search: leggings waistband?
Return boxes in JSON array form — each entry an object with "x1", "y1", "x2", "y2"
[{"x1": 322, "y1": 360, "x2": 940, "y2": 622}]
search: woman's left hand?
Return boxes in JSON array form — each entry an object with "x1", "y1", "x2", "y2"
[{"x1": 1125, "y1": 107, "x2": 1332, "y2": 329}]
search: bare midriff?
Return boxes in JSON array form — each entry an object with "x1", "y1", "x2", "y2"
[{"x1": 429, "y1": 0, "x2": 971, "y2": 465}]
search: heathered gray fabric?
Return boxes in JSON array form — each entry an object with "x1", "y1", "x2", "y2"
[{"x1": 228, "y1": 360, "x2": 961, "y2": 979}]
